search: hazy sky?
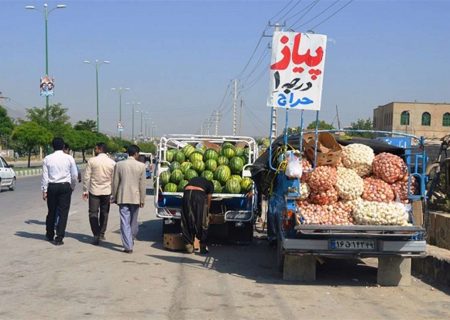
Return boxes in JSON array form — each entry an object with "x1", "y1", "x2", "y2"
[{"x1": 1, "y1": 0, "x2": 449, "y2": 138}]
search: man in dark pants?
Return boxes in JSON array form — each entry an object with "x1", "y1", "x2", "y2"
[
  {"x1": 82, "y1": 143, "x2": 116, "y2": 245},
  {"x1": 41, "y1": 137, "x2": 78, "y2": 245},
  {"x1": 181, "y1": 176, "x2": 214, "y2": 254}
]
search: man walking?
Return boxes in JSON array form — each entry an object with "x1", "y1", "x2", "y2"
[
  {"x1": 181, "y1": 176, "x2": 214, "y2": 254},
  {"x1": 82, "y1": 142, "x2": 116, "y2": 245},
  {"x1": 41, "y1": 137, "x2": 78, "y2": 245},
  {"x1": 111, "y1": 145, "x2": 146, "y2": 253}
]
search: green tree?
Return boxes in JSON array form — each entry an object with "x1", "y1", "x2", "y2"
[
  {"x1": 349, "y1": 118, "x2": 374, "y2": 138},
  {"x1": 26, "y1": 103, "x2": 71, "y2": 138},
  {"x1": 137, "y1": 141, "x2": 157, "y2": 154},
  {"x1": 0, "y1": 105, "x2": 15, "y2": 148},
  {"x1": 74, "y1": 119, "x2": 97, "y2": 132},
  {"x1": 11, "y1": 122, "x2": 52, "y2": 167},
  {"x1": 307, "y1": 120, "x2": 335, "y2": 130}
]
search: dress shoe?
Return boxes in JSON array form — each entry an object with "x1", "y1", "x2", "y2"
[
  {"x1": 123, "y1": 249, "x2": 133, "y2": 254},
  {"x1": 54, "y1": 240, "x2": 64, "y2": 246},
  {"x1": 99, "y1": 235, "x2": 106, "y2": 241},
  {"x1": 92, "y1": 237, "x2": 100, "y2": 245},
  {"x1": 46, "y1": 235, "x2": 54, "y2": 242}
]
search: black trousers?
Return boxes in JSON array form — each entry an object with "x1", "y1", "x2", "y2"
[
  {"x1": 88, "y1": 193, "x2": 111, "y2": 237},
  {"x1": 181, "y1": 190, "x2": 209, "y2": 245},
  {"x1": 46, "y1": 183, "x2": 72, "y2": 241}
]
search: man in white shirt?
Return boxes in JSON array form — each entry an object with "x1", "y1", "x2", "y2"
[
  {"x1": 41, "y1": 137, "x2": 78, "y2": 245},
  {"x1": 82, "y1": 142, "x2": 116, "y2": 245}
]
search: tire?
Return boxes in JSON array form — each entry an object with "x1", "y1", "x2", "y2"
[{"x1": 9, "y1": 177, "x2": 16, "y2": 191}]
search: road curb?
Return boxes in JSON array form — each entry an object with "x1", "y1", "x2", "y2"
[
  {"x1": 16, "y1": 168, "x2": 43, "y2": 177},
  {"x1": 412, "y1": 245, "x2": 450, "y2": 287}
]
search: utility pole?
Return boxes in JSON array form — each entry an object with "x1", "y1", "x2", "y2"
[
  {"x1": 336, "y1": 104, "x2": 341, "y2": 130},
  {"x1": 232, "y1": 79, "x2": 238, "y2": 135},
  {"x1": 213, "y1": 111, "x2": 221, "y2": 136},
  {"x1": 239, "y1": 98, "x2": 243, "y2": 135},
  {"x1": 269, "y1": 23, "x2": 281, "y2": 142}
]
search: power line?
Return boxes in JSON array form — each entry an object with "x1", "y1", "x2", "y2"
[
  {"x1": 278, "y1": 0, "x2": 303, "y2": 22},
  {"x1": 241, "y1": 64, "x2": 269, "y2": 92},
  {"x1": 294, "y1": 0, "x2": 340, "y2": 29},
  {"x1": 234, "y1": 32, "x2": 265, "y2": 79},
  {"x1": 309, "y1": 0, "x2": 354, "y2": 30},
  {"x1": 218, "y1": 82, "x2": 232, "y2": 112},
  {"x1": 269, "y1": 0, "x2": 295, "y2": 22},
  {"x1": 288, "y1": 0, "x2": 321, "y2": 29},
  {"x1": 241, "y1": 47, "x2": 269, "y2": 84}
]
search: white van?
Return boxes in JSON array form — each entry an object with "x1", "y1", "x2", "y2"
[{"x1": 0, "y1": 156, "x2": 16, "y2": 191}]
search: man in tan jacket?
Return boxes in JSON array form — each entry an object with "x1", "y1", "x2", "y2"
[
  {"x1": 82, "y1": 142, "x2": 116, "y2": 245},
  {"x1": 111, "y1": 144, "x2": 146, "y2": 253}
]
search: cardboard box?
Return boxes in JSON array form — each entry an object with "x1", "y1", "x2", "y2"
[
  {"x1": 163, "y1": 233, "x2": 185, "y2": 251},
  {"x1": 163, "y1": 233, "x2": 200, "y2": 251},
  {"x1": 304, "y1": 132, "x2": 342, "y2": 166}
]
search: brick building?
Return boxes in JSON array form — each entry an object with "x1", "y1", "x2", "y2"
[{"x1": 373, "y1": 102, "x2": 450, "y2": 139}]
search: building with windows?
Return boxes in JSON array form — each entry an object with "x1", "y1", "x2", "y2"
[{"x1": 373, "y1": 102, "x2": 450, "y2": 139}]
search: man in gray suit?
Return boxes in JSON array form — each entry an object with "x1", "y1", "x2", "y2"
[{"x1": 111, "y1": 145, "x2": 146, "y2": 253}]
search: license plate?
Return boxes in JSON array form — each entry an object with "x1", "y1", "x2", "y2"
[{"x1": 329, "y1": 239, "x2": 376, "y2": 251}]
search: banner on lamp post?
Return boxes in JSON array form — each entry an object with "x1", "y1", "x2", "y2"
[
  {"x1": 268, "y1": 32, "x2": 327, "y2": 111},
  {"x1": 40, "y1": 75, "x2": 54, "y2": 97}
]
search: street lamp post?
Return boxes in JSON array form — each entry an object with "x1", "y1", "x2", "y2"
[
  {"x1": 26, "y1": 3, "x2": 66, "y2": 123},
  {"x1": 126, "y1": 101, "x2": 140, "y2": 141},
  {"x1": 84, "y1": 60, "x2": 110, "y2": 132},
  {"x1": 111, "y1": 87, "x2": 130, "y2": 139}
]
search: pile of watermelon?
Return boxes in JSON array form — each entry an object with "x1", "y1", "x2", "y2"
[{"x1": 159, "y1": 142, "x2": 253, "y2": 194}]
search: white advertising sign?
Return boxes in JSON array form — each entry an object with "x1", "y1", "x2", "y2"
[{"x1": 268, "y1": 32, "x2": 327, "y2": 111}]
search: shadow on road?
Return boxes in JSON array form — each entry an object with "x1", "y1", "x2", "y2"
[
  {"x1": 24, "y1": 219, "x2": 46, "y2": 225},
  {"x1": 15, "y1": 229, "x2": 123, "y2": 252}
]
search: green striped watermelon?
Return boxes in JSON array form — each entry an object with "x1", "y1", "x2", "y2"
[
  {"x1": 222, "y1": 142, "x2": 235, "y2": 150},
  {"x1": 204, "y1": 149, "x2": 219, "y2": 161},
  {"x1": 221, "y1": 147, "x2": 236, "y2": 159},
  {"x1": 177, "y1": 179, "x2": 189, "y2": 192},
  {"x1": 201, "y1": 170, "x2": 214, "y2": 181},
  {"x1": 217, "y1": 156, "x2": 229, "y2": 166},
  {"x1": 184, "y1": 169, "x2": 198, "y2": 180},
  {"x1": 225, "y1": 179, "x2": 241, "y2": 194},
  {"x1": 174, "y1": 151, "x2": 186, "y2": 163},
  {"x1": 205, "y1": 159, "x2": 218, "y2": 172},
  {"x1": 170, "y1": 169, "x2": 184, "y2": 184},
  {"x1": 214, "y1": 165, "x2": 231, "y2": 184},
  {"x1": 166, "y1": 149, "x2": 176, "y2": 162},
  {"x1": 182, "y1": 144, "x2": 196, "y2": 158},
  {"x1": 189, "y1": 151, "x2": 203, "y2": 163},
  {"x1": 159, "y1": 171, "x2": 171, "y2": 186},
  {"x1": 191, "y1": 160, "x2": 205, "y2": 173},
  {"x1": 240, "y1": 177, "x2": 253, "y2": 192},
  {"x1": 180, "y1": 162, "x2": 192, "y2": 174},
  {"x1": 170, "y1": 161, "x2": 181, "y2": 171},
  {"x1": 229, "y1": 156, "x2": 244, "y2": 174},
  {"x1": 212, "y1": 180, "x2": 222, "y2": 193},
  {"x1": 235, "y1": 147, "x2": 244, "y2": 157},
  {"x1": 164, "y1": 182, "x2": 178, "y2": 192},
  {"x1": 230, "y1": 175, "x2": 242, "y2": 182}
]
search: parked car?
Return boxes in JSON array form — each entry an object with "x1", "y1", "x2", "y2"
[
  {"x1": 114, "y1": 153, "x2": 128, "y2": 162},
  {"x1": 0, "y1": 156, "x2": 16, "y2": 191}
]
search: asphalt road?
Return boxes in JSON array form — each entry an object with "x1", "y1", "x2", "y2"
[{"x1": 0, "y1": 176, "x2": 449, "y2": 320}]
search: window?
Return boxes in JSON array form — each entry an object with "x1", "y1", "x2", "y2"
[
  {"x1": 400, "y1": 111, "x2": 410, "y2": 125},
  {"x1": 444, "y1": 113, "x2": 450, "y2": 127},
  {"x1": 421, "y1": 112, "x2": 431, "y2": 126}
]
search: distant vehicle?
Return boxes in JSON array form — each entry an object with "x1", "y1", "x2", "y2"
[
  {"x1": 139, "y1": 152, "x2": 154, "y2": 179},
  {"x1": 0, "y1": 156, "x2": 16, "y2": 191},
  {"x1": 114, "y1": 153, "x2": 128, "y2": 162}
]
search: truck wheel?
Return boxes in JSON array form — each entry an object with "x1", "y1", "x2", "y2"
[{"x1": 276, "y1": 238, "x2": 284, "y2": 272}]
